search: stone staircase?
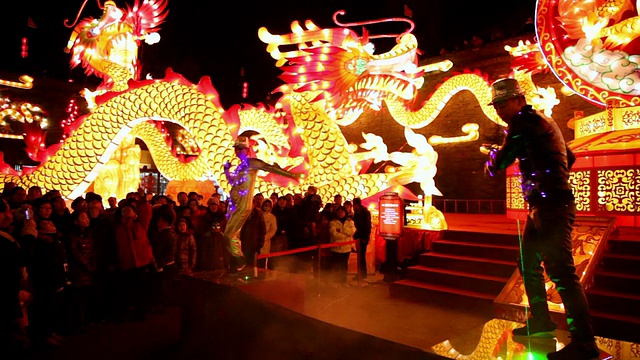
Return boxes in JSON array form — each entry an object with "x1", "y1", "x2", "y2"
[
  {"x1": 389, "y1": 229, "x2": 520, "y2": 314},
  {"x1": 389, "y1": 224, "x2": 640, "y2": 344},
  {"x1": 587, "y1": 227, "x2": 640, "y2": 343}
]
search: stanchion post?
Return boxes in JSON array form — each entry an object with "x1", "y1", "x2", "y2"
[
  {"x1": 381, "y1": 236, "x2": 400, "y2": 282},
  {"x1": 354, "y1": 239, "x2": 362, "y2": 284},
  {"x1": 317, "y1": 244, "x2": 322, "y2": 279},
  {"x1": 253, "y1": 256, "x2": 258, "y2": 278}
]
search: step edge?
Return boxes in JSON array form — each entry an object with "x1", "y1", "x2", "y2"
[
  {"x1": 407, "y1": 265, "x2": 510, "y2": 282},
  {"x1": 590, "y1": 309, "x2": 640, "y2": 323},
  {"x1": 594, "y1": 270, "x2": 640, "y2": 280},
  {"x1": 392, "y1": 280, "x2": 497, "y2": 300},
  {"x1": 587, "y1": 288, "x2": 640, "y2": 300},
  {"x1": 443, "y1": 230, "x2": 519, "y2": 236},
  {"x1": 423, "y1": 252, "x2": 517, "y2": 266},
  {"x1": 601, "y1": 253, "x2": 640, "y2": 261},
  {"x1": 433, "y1": 240, "x2": 519, "y2": 249}
]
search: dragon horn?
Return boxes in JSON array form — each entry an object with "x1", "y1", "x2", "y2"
[
  {"x1": 64, "y1": 25, "x2": 82, "y2": 53},
  {"x1": 332, "y1": 10, "x2": 415, "y2": 40},
  {"x1": 63, "y1": 0, "x2": 98, "y2": 53},
  {"x1": 64, "y1": 0, "x2": 89, "y2": 28}
]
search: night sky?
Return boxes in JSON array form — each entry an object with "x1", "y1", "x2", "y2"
[{"x1": 2, "y1": 0, "x2": 536, "y2": 107}]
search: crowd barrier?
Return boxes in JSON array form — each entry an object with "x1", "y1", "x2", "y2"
[{"x1": 254, "y1": 239, "x2": 359, "y2": 277}]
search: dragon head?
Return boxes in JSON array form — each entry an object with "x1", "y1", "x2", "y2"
[
  {"x1": 65, "y1": 0, "x2": 168, "y2": 89},
  {"x1": 260, "y1": 17, "x2": 433, "y2": 125}
]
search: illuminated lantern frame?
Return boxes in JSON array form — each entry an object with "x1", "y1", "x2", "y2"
[
  {"x1": 504, "y1": 1, "x2": 640, "y2": 227},
  {"x1": 536, "y1": 0, "x2": 640, "y2": 107}
]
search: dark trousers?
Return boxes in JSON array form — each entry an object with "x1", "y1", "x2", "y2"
[
  {"x1": 197, "y1": 233, "x2": 228, "y2": 271},
  {"x1": 67, "y1": 286, "x2": 92, "y2": 331},
  {"x1": 520, "y1": 202, "x2": 595, "y2": 342},
  {"x1": 243, "y1": 250, "x2": 258, "y2": 269},
  {"x1": 28, "y1": 289, "x2": 64, "y2": 341},
  {"x1": 159, "y1": 264, "x2": 177, "y2": 306},
  {"x1": 92, "y1": 270, "x2": 116, "y2": 322},
  {"x1": 356, "y1": 238, "x2": 369, "y2": 278}
]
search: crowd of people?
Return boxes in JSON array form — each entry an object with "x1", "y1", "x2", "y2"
[{"x1": 0, "y1": 181, "x2": 372, "y2": 357}]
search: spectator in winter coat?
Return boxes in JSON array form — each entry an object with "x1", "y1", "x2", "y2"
[
  {"x1": 113, "y1": 190, "x2": 153, "y2": 320},
  {"x1": 175, "y1": 217, "x2": 197, "y2": 275},
  {"x1": 0, "y1": 198, "x2": 31, "y2": 354},
  {"x1": 67, "y1": 211, "x2": 97, "y2": 332},
  {"x1": 328, "y1": 206, "x2": 356, "y2": 284},
  {"x1": 87, "y1": 196, "x2": 117, "y2": 323},
  {"x1": 195, "y1": 197, "x2": 228, "y2": 271},
  {"x1": 151, "y1": 204, "x2": 177, "y2": 308},
  {"x1": 28, "y1": 219, "x2": 69, "y2": 346}
]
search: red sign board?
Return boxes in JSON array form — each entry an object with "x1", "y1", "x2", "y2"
[{"x1": 378, "y1": 192, "x2": 404, "y2": 238}]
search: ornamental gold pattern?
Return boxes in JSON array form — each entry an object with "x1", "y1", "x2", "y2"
[
  {"x1": 597, "y1": 168, "x2": 638, "y2": 212},
  {"x1": 506, "y1": 175, "x2": 526, "y2": 210},
  {"x1": 621, "y1": 109, "x2": 640, "y2": 127},
  {"x1": 576, "y1": 115, "x2": 607, "y2": 138},
  {"x1": 430, "y1": 318, "x2": 509, "y2": 359},
  {"x1": 570, "y1": 170, "x2": 591, "y2": 212},
  {"x1": 432, "y1": 319, "x2": 640, "y2": 360}
]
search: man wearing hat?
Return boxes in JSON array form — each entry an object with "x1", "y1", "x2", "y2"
[
  {"x1": 223, "y1": 135, "x2": 304, "y2": 273},
  {"x1": 485, "y1": 78, "x2": 599, "y2": 359}
]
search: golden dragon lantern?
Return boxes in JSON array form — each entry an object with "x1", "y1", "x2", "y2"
[{"x1": 0, "y1": 1, "x2": 537, "y2": 230}]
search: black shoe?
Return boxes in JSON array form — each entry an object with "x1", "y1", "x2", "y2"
[
  {"x1": 547, "y1": 340, "x2": 600, "y2": 360},
  {"x1": 512, "y1": 319, "x2": 557, "y2": 338}
]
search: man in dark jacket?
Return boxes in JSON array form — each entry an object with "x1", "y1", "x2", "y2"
[
  {"x1": 87, "y1": 196, "x2": 117, "y2": 322},
  {"x1": 352, "y1": 198, "x2": 372, "y2": 280},
  {"x1": 270, "y1": 196, "x2": 294, "y2": 270},
  {"x1": 239, "y1": 195, "x2": 266, "y2": 270},
  {"x1": 0, "y1": 199, "x2": 30, "y2": 355},
  {"x1": 151, "y1": 204, "x2": 177, "y2": 308},
  {"x1": 485, "y1": 78, "x2": 598, "y2": 360}
]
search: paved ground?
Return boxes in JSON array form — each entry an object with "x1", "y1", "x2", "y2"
[
  {"x1": 18, "y1": 215, "x2": 519, "y2": 359},
  {"x1": 18, "y1": 270, "x2": 491, "y2": 360},
  {"x1": 302, "y1": 274, "x2": 493, "y2": 351},
  {"x1": 24, "y1": 307, "x2": 181, "y2": 360}
]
